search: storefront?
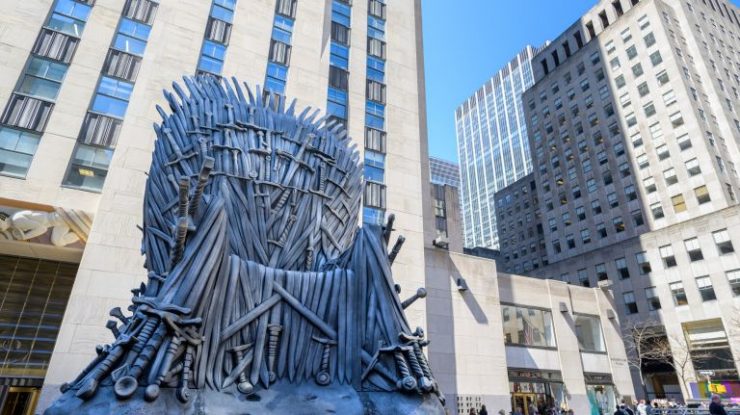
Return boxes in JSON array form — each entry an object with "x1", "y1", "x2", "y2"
[
  {"x1": 0, "y1": 255, "x2": 78, "y2": 415},
  {"x1": 0, "y1": 203, "x2": 90, "y2": 414},
  {"x1": 585, "y1": 373, "x2": 618, "y2": 415},
  {"x1": 508, "y1": 369, "x2": 567, "y2": 415}
]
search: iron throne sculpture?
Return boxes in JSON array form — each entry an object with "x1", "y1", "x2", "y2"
[{"x1": 46, "y1": 76, "x2": 445, "y2": 414}]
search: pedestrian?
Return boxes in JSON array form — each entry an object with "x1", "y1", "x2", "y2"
[
  {"x1": 622, "y1": 400, "x2": 636, "y2": 415},
  {"x1": 469, "y1": 407, "x2": 478, "y2": 415},
  {"x1": 529, "y1": 402, "x2": 539, "y2": 415},
  {"x1": 513, "y1": 406, "x2": 524, "y2": 415},
  {"x1": 480, "y1": 405, "x2": 489, "y2": 415},
  {"x1": 615, "y1": 405, "x2": 628, "y2": 415},
  {"x1": 637, "y1": 399, "x2": 648, "y2": 415},
  {"x1": 709, "y1": 394, "x2": 727, "y2": 415}
]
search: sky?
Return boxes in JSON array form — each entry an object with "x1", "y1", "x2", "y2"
[{"x1": 422, "y1": 1, "x2": 595, "y2": 163}]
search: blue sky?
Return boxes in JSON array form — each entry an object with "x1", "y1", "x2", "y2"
[
  {"x1": 422, "y1": 1, "x2": 740, "y2": 162},
  {"x1": 422, "y1": 1, "x2": 595, "y2": 162}
]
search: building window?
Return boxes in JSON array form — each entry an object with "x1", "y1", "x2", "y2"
[
  {"x1": 643, "y1": 176, "x2": 656, "y2": 193},
  {"x1": 607, "y1": 192, "x2": 618, "y2": 208},
  {"x1": 684, "y1": 237, "x2": 703, "y2": 261},
  {"x1": 694, "y1": 185, "x2": 710, "y2": 204},
  {"x1": 686, "y1": 158, "x2": 701, "y2": 176},
  {"x1": 637, "y1": 154, "x2": 649, "y2": 169},
  {"x1": 645, "y1": 287, "x2": 661, "y2": 310},
  {"x1": 613, "y1": 216, "x2": 625, "y2": 233},
  {"x1": 632, "y1": 209, "x2": 644, "y2": 227},
  {"x1": 18, "y1": 57, "x2": 68, "y2": 101},
  {"x1": 62, "y1": 143, "x2": 114, "y2": 192},
  {"x1": 650, "y1": 202, "x2": 664, "y2": 219},
  {"x1": 625, "y1": 185, "x2": 637, "y2": 201},
  {"x1": 566, "y1": 234, "x2": 575, "y2": 249},
  {"x1": 726, "y1": 269, "x2": 740, "y2": 296},
  {"x1": 595, "y1": 263, "x2": 607, "y2": 281},
  {"x1": 574, "y1": 314, "x2": 605, "y2": 352},
  {"x1": 578, "y1": 268, "x2": 590, "y2": 287},
  {"x1": 623, "y1": 291, "x2": 638, "y2": 314},
  {"x1": 0, "y1": 127, "x2": 41, "y2": 178},
  {"x1": 656, "y1": 70, "x2": 669, "y2": 85},
  {"x1": 597, "y1": 222, "x2": 607, "y2": 238},
  {"x1": 696, "y1": 276, "x2": 716, "y2": 302},
  {"x1": 615, "y1": 75, "x2": 626, "y2": 88},
  {"x1": 669, "y1": 111, "x2": 684, "y2": 127},
  {"x1": 591, "y1": 200, "x2": 602, "y2": 215},
  {"x1": 649, "y1": 51, "x2": 662, "y2": 66},
  {"x1": 659, "y1": 245, "x2": 676, "y2": 268},
  {"x1": 500, "y1": 305, "x2": 556, "y2": 348},
  {"x1": 670, "y1": 282, "x2": 688, "y2": 306},
  {"x1": 632, "y1": 63, "x2": 644, "y2": 77},
  {"x1": 581, "y1": 229, "x2": 591, "y2": 244},
  {"x1": 637, "y1": 82, "x2": 649, "y2": 96},
  {"x1": 114, "y1": 18, "x2": 152, "y2": 56},
  {"x1": 47, "y1": 0, "x2": 93, "y2": 38},
  {"x1": 677, "y1": 133, "x2": 691, "y2": 150},
  {"x1": 615, "y1": 257, "x2": 629, "y2": 279},
  {"x1": 712, "y1": 229, "x2": 734, "y2": 254},
  {"x1": 364, "y1": 181, "x2": 386, "y2": 208},
  {"x1": 636, "y1": 252, "x2": 651, "y2": 274},
  {"x1": 364, "y1": 150, "x2": 385, "y2": 183},
  {"x1": 644, "y1": 32, "x2": 656, "y2": 47},
  {"x1": 198, "y1": 40, "x2": 226, "y2": 74},
  {"x1": 671, "y1": 194, "x2": 686, "y2": 213}
]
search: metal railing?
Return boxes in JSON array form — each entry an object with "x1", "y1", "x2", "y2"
[{"x1": 652, "y1": 408, "x2": 740, "y2": 415}]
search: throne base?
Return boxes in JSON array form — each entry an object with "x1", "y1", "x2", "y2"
[{"x1": 44, "y1": 381, "x2": 446, "y2": 415}]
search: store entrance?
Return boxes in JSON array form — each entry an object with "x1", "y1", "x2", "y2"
[
  {"x1": 512, "y1": 393, "x2": 538, "y2": 415},
  {"x1": 0, "y1": 387, "x2": 39, "y2": 415}
]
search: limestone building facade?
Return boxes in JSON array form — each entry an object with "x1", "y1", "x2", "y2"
[{"x1": 496, "y1": 0, "x2": 740, "y2": 402}]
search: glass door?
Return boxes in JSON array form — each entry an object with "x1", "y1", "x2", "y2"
[
  {"x1": 512, "y1": 393, "x2": 537, "y2": 415},
  {"x1": 0, "y1": 387, "x2": 39, "y2": 415}
]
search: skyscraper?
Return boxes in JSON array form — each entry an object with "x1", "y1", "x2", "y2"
[
  {"x1": 455, "y1": 45, "x2": 546, "y2": 249},
  {"x1": 497, "y1": 0, "x2": 740, "y2": 401},
  {"x1": 429, "y1": 155, "x2": 460, "y2": 187},
  {"x1": 0, "y1": 0, "x2": 428, "y2": 411}
]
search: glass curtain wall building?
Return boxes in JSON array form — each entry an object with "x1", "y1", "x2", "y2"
[{"x1": 455, "y1": 45, "x2": 547, "y2": 249}]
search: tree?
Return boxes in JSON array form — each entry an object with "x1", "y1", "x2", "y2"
[
  {"x1": 622, "y1": 320, "x2": 713, "y2": 401},
  {"x1": 622, "y1": 320, "x2": 663, "y2": 398}
]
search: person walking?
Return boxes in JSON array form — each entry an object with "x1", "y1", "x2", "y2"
[
  {"x1": 637, "y1": 400, "x2": 648, "y2": 415},
  {"x1": 709, "y1": 394, "x2": 727, "y2": 415},
  {"x1": 479, "y1": 405, "x2": 489, "y2": 415}
]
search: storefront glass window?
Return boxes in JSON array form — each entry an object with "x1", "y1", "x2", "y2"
[
  {"x1": 501, "y1": 305, "x2": 556, "y2": 348},
  {"x1": 575, "y1": 314, "x2": 606, "y2": 352}
]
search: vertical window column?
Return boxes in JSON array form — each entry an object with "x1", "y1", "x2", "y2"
[
  {"x1": 63, "y1": 0, "x2": 159, "y2": 192},
  {"x1": 264, "y1": 0, "x2": 297, "y2": 95},
  {"x1": 362, "y1": 0, "x2": 387, "y2": 226},
  {"x1": 326, "y1": 0, "x2": 351, "y2": 126},
  {"x1": 0, "y1": 0, "x2": 93, "y2": 179},
  {"x1": 196, "y1": 0, "x2": 237, "y2": 76}
]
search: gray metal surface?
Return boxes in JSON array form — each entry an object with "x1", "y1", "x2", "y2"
[{"x1": 45, "y1": 76, "x2": 444, "y2": 414}]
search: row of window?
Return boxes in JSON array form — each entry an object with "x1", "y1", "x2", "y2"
[
  {"x1": 63, "y1": 0, "x2": 159, "y2": 192},
  {"x1": 623, "y1": 268, "x2": 740, "y2": 315},
  {"x1": 0, "y1": 0, "x2": 93, "y2": 179},
  {"x1": 264, "y1": 0, "x2": 296, "y2": 95},
  {"x1": 502, "y1": 304, "x2": 607, "y2": 354},
  {"x1": 196, "y1": 0, "x2": 237, "y2": 76},
  {"x1": 539, "y1": 0, "x2": 643, "y2": 75},
  {"x1": 362, "y1": 0, "x2": 388, "y2": 226}
]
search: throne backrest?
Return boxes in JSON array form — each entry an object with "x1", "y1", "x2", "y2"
[{"x1": 142, "y1": 76, "x2": 362, "y2": 274}]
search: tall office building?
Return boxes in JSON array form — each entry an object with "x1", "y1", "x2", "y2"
[
  {"x1": 455, "y1": 45, "x2": 545, "y2": 250},
  {"x1": 498, "y1": 0, "x2": 740, "y2": 402},
  {"x1": 0, "y1": 0, "x2": 429, "y2": 411},
  {"x1": 429, "y1": 155, "x2": 460, "y2": 187}
]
